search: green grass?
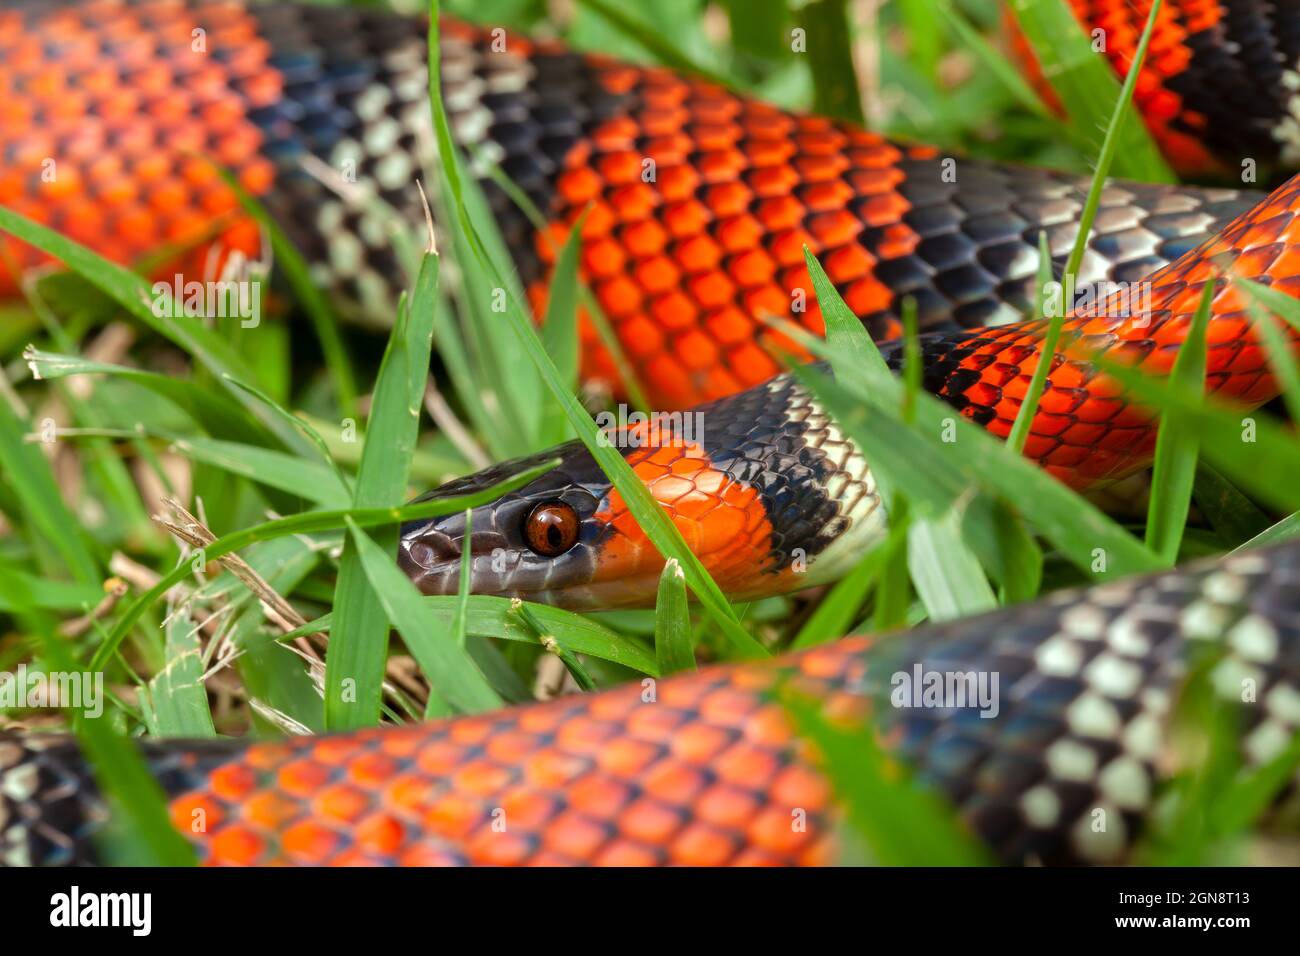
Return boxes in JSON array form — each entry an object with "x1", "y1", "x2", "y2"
[{"x1": 0, "y1": 0, "x2": 1294, "y2": 868}]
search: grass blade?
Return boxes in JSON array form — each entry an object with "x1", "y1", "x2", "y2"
[
  {"x1": 1144, "y1": 279, "x2": 1213, "y2": 563},
  {"x1": 326, "y1": 248, "x2": 439, "y2": 730},
  {"x1": 1008, "y1": 0, "x2": 1174, "y2": 182},
  {"x1": 346, "y1": 517, "x2": 501, "y2": 714},
  {"x1": 654, "y1": 558, "x2": 695, "y2": 674},
  {"x1": 144, "y1": 606, "x2": 217, "y2": 738}
]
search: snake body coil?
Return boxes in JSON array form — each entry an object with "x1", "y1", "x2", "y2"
[{"x1": 3, "y1": 0, "x2": 1300, "y2": 866}]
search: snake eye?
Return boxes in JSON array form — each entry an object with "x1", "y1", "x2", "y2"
[{"x1": 523, "y1": 501, "x2": 580, "y2": 557}]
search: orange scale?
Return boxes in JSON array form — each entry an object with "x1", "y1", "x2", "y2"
[
  {"x1": 688, "y1": 271, "x2": 736, "y2": 310},
  {"x1": 542, "y1": 811, "x2": 610, "y2": 860},
  {"x1": 38, "y1": 166, "x2": 83, "y2": 202},
  {"x1": 667, "y1": 486, "x2": 721, "y2": 520},
  {"x1": 596, "y1": 149, "x2": 642, "y2": 185},
  {"x1": 686, "y1": 117, "x2": 739, "y2": 147},
  {"x1": 651, "y1": 290, "x2": 698, "y2": 329},
  {"x1": 634, "y1": 254, "x2": 681, "y2": 294},
  {"x1": 700, "y1": 687, "x2": 763, "y2": 731},
  {"x1": 728, "y1": 341, "x2": 780, "y2": 384},
  {"x1": 25, "y1": 65, "x2": 66, "y2": 99},
  {"x1": 413, "y1": 739, "x2": 468, "y2": 776},
  {"x1": 728, "y1": 248, "x2": 776, "y2": 289},
  {"x1": 277, "y1": 758, "x2": 331, "y2": 797},
  {"x1": 484, "y1": 729, "x2": 541, "y2": 765},
  {"x1": 1043, "y1": 442, "x2": 1090, "y2": 470},
  {"x1": 346, "y1": 751, "x2": 401, "y2": 789},
  {"x1": 590, "y1": 116, "x2": 640, "y2": 150},
  {"x1": 643, "y1": 130, "x2": 693, "y2": 157},
  {"x1": 304, "y1": 737, "x2": 360, "y2": 768},
  {"x1": 642, "y1": 107, "x2": 690, "y2": 136},
  {"x1": 614, "y1": 315, "x2": 661, "y2": 360},
  {"x1": 209, "y1": 824, "x2": 266, "y2": 866},
  {"x1": 693, "y1": 96, "x2": 743, "y2": 123},
  {"x1": 556, "y1": 718, "x2": 620, "y2": 755},
  {"x1": 113, "y1": 205, "x2": 156, "y2": 244},
  {"x1": 625, "y1": 704, "x2": 689, "y2": 744},
  {"x1": 641, "y1": 81, "x2": 689, "y2": 109},
  {"x1": 239, "y1": 68, "x2": 284, "y2": 107},
  {"x1": 769, "y1": 228, "x2": 817, "y2": 266},
  {"x1": 568, "y1": 774, "x2": 634, "y2": 820},
  {"x1": 733, "y1": 846, "x2": 788, "y2": 867},
  {"x1": 589, "y1": 277, "x2": 637, "y2": 320},
  {"x1": 620, "y1": 218, "x2": 669, "y2": 259},
  {"x1": 579, "y1": 200, "x2": 618, "y2": 238},
  {"x1": 843, "y1": 279, "x2": 890, "y2": 324},
  {"x1": 452, "y1": 759, "x2": 513, "y2": 796},
  {"x1": 681, "y1": 330, "x2": 722, "y2": 371},
  {"x1": 1029, "y1": 413, "x2": 1072, "y2": 438},
  {"x1": 704, "y1": 309, "x2": 755, "y2": 349},
  {"x1": 770, "y1": 762, "x2": 831, "y2": 809},
  {"x1": 96, "y1": 88, "x2": 147, "y2": 124},
  {"x1": 92, "y1": 173, "x2": 139, "y2": 208},
  {"x1": 313, "y1": 783, "x2": 371, "y2": 824},
  {"x1": 170, "y1": 792, "x2": 224, "y2": 835},
  {"x1": 748, "y1": 805, "x2": 811, "y2": 856},
  {"x1": 449, "y1": 717, "x2": 494, "y2": 745},
  {"x1": 754, "y1": 193, "x2": 800, "y2": 231},
  {"x1": 242, "y1": 790, "x2": 301, "y2": 830},
  {"x1": 672, "y1": 822, "x2": 738, "y2": 866},
  {"x1": 240, "y1": 155, "x2": 275, "y2": 196},
  {"x1": 801, "y1": 179, "x2": 853, "y2": 211},
  {"x1": 0, "y1": 91, "x2": 32, "y2": 125},
  {"x1": 745, "y1": 139, "x2": 797, "y2": 169},
  {"x1": 355, "y1": 812, "x2": 406, "y2": 857},
  {"x1": 1021, "y1": 432, "x2": 1060, "y2": 462},
  {"x1": 209, "y1": 762, "x2": 259, "y2": 801},
  {"x1": 593, "y1": 839, "x2": 660, "y2": 866},
  {"x1": 491, "y1": 787, "x2": 556, "y2": 832},
  {"x1": 557, "y1": 166, "x2": 603, "y2": 205},
  {"x1": 715, "y1": 214, "x2": 763, "y2": 253},
  {"x1": 61, "y1": 207, "x2": 108, "y2": 246},
  {"x1": 386, "y1": 774, "x2": 436, "y2": 816},
  {"x1": 654, "y1": 164, "x2": 698, "y2": 203},
  {"x1": 281, "y1": 819, "x2": 341, "y2": 865},
  {"x1": 695, "y1": 783, "x2": 761, "y2": 831},
  {"x1": 469, "y1": 830, "x2": 537, "y2": 865},
  {"x1": 751, "y1": 177, "x2": 803, "y2": 217},
  {"x1": 797, "y1": 127, "x2": 848, "y2": 154},
  {"x1": 424, "y1": 793, "x2": 485, "y2": 839},
  {"x1": 597, "y1": 738, "x2": 663, "y2": 778},
  {"x1": 662, "y1": 198, "x2": 712, "y2": 238},
  {"x1": 618, "y1": 798, "x2": 683, "y2": 844},
  {"x1": 675, "y1": 232, "x2": 723, "y2": 273},
  {"x1": 146, "y1": 180, "x2": 189, "y2": 214},
  {"x1": 807, "y1": 209, "x2": 862, "y2": 248},
  {"x1": 642, "y1": 760, "x2": 707, "y2": 806},
  {"x1": 699, "y1": 182, "x2": 750, "y2": 220},
  {"x1": 644, "y1": 355, "x2": 693, "y2": 406},
  {"x1": 582, "y1": 237, "x2": 625, "y2": 278},
  {"x1": 215, "y1": 130, "x2": 263, "y2": 168},
  {"x1": 742, "y1": 704, "x2": 795, "y2": 749},
  {"x1": 795, "y1": 153, "x2": 850, "y2": 183}
]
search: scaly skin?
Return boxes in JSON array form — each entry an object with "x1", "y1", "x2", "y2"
[
  {"x1": 0, "y1": 0, "x2": 1279, "y2": 408},
  {"x1": 4, "y1": 1, "x2": 1300, "y2": 866},
  {"x1": 5, "y1": 541, "x2": 1300, "y2": 866}
]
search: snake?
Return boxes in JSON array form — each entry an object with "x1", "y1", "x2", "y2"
[{"x1": 2, "y1": 0, "x2": 1300, "y2": 866}]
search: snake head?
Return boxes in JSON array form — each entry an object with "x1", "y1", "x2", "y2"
[
  {"x1": 398, "y1": 442, "x2": 619, "y2": 609},
  {"x1": 398, "y1": 377, "x2": 887, "y2": 611}
]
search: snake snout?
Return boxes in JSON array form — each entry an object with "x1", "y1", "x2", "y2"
[{"x1": 397, "y1": 445, "x2": 613, "y2": 605}]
